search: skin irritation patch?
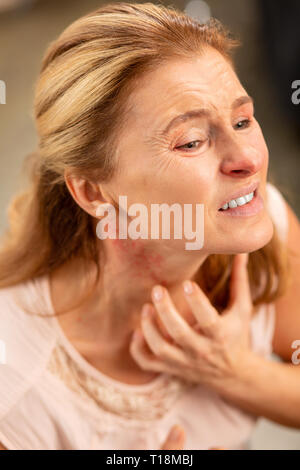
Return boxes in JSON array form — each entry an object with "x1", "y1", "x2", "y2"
[{"x1": 111, "y1": 238, "x2": 166, "y2": 285}]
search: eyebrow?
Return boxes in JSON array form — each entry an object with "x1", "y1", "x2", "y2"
[{"x1": 161, "y1": 95, "x2": 254, "y2": 136}]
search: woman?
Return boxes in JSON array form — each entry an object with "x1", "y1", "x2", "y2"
[{"x1": 0, "y1": 2, "x2": 300, "y2": 450}]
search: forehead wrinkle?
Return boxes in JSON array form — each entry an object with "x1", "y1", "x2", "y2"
[
  {"x1": 155, "y1": 79, "x2": 251, "y2": 135},
  {"x1": 130, "y1": 48, "x2": 237, "y2": 108},
  {"x1": 124, "y1": 59, "x2": 244, "y2": 142}
]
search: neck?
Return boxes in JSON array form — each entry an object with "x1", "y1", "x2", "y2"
[{"x1": 50, "y1": 237, "x2": 208, "y2": 358}]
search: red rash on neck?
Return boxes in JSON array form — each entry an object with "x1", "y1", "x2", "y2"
[{"x1": 111, "y1": 238, "x2": 165, "y2": 284}]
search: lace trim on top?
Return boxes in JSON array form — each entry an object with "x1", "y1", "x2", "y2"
[{"x1": 46, "y1": 339, "x2": 195, "y2": 421}]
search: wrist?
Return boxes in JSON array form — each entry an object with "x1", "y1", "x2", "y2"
[{"x1": 211, "y1": 349, "x2": 263, "y2": 402}]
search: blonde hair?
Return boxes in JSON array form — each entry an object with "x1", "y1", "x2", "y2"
[{"x1": 0, "y1": 2, "x2": 290, "y2": 315}]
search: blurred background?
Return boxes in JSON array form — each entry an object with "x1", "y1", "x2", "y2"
[{"x1": 0, "y1": 0, "x2": 299, "y2": 450}]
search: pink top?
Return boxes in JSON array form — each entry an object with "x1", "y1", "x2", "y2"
[{"x1": 0, "y1": 182, "x2": 289, "y2": 450}]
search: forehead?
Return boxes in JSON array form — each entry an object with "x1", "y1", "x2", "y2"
[{"x1": 126, "y1": 48, "x2": 245, "y2": 130}]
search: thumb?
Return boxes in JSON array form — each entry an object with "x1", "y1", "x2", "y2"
[
  {"x1": 228, "y1": 252, "x2": 251, "y2": 311},
  {"x1": 160, "y1": 424, "x2": 185, "y2": 450}
]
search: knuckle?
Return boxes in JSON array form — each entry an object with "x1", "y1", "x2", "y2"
[
  {"x1": 184, "y1": 341, "x2": 202, "y2": 360},
  {"x1": 156, "y1": 343, "x2": 170, "y2": 359},
  {"x1": 215, "y1": 327, "x2": 227, "y2": 343},
  {"x1": 204, "y1": 319, "x2": 218, "y2": 333},
  {"x1": 194, "y1": 346, "x2": 211, "y2": 362},
  {"x1": 202, "y1": 350, "x2": 218, "y2": 368},
  {"x1": 173, "y1": 329, "x2": 186, "y2": 345}
]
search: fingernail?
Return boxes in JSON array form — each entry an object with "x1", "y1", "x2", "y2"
[
  {"x1": 152, "y1": 285, "x2": 164, "y2": 302},
  {"x1": 183, "y1": 280, "x2": 194, "y2": 295}
]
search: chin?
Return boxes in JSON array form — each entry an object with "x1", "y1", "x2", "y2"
[{"x1": 214, "y1": 216, "x2": 275, "y2": 254}]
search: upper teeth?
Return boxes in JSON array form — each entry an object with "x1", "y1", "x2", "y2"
[{"x1": 221, "y1": 191, "x2": 254, "y2": 210}]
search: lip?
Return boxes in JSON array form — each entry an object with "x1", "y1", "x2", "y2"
[
  {"x1": 218, "y1": 181, "x2": 259, "y2": 210},
  {"x1": 218, "y1": 188, "x2": 264, "y2": 217}
]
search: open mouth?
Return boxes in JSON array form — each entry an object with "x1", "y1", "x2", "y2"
[{"x1": 218, "y1": 188, "x2": 257, "y2": 212}]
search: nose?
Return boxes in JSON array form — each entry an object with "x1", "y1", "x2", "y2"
[{"x1": 218, "y1": 133, "x2": 265, "y2": 178}]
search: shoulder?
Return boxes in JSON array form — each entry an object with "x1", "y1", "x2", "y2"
[
  {"x1": 0, "y1": 277, "x2": 57, "y2": 421},
  {"x1": 267, "y1": 185, "x2": 300, "y2": 361}
]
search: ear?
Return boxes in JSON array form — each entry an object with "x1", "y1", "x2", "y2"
[{"x1": 64, "y1": 169, "x2": 111, "y2": 218}]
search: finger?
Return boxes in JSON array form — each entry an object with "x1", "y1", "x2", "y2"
[
  {"x1": 130, "y1": 328, "x2": 190, "y2": 382},
  {"x1": 160, "y1": 425, "x2": 185, "y2": 450},
  {"x1": 129, "y1": 327, "x2": 169, "y2": 373},
  {"x1": 209, "y1": 447, "x2": 227, "y2": 450},
  {"x1": 228, "y1": 253, "x2": 252, "y2": 316},
  {"x1": 151, "y1": 286, "x2": 209, "y2": 354},
  {"x1": 140, "y1": 304, "x2": 188, "y2": 367},
  {"x1": 182, "y1": 280, "x2": 221, "y2": 338}
]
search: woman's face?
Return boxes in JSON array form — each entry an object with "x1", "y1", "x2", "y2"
[{"x1": 102, "y1": 47, "x2": 274, "y2": 256}]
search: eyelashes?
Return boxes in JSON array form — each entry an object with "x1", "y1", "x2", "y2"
[
  {"x1": 174, "y1": 118, "x2": 253, "y2": 154},
  {"x1": 175, "y1": 140, "x2": 206, "y2": 151},
  {"x1": 233, "y1": 118, "x2": 252, "y2": 130}
]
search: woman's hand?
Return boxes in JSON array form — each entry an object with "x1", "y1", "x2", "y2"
[
  {"x1": 130, "y1": 253, "x2": 254, "y2": 391},
  {"x1": 160, "y1": 424, "x2": 185, "y2": 450},
  {"x1": 159, "y1": 424, "x2": 226, "y2": 450}
]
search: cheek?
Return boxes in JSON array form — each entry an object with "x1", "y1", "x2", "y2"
[
  {"x1": 251, "y1": 127, "x2": 269, "y2": 165},
  {"x1": 166, "y1": 160, "x2": 213, "y2": 204}
]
